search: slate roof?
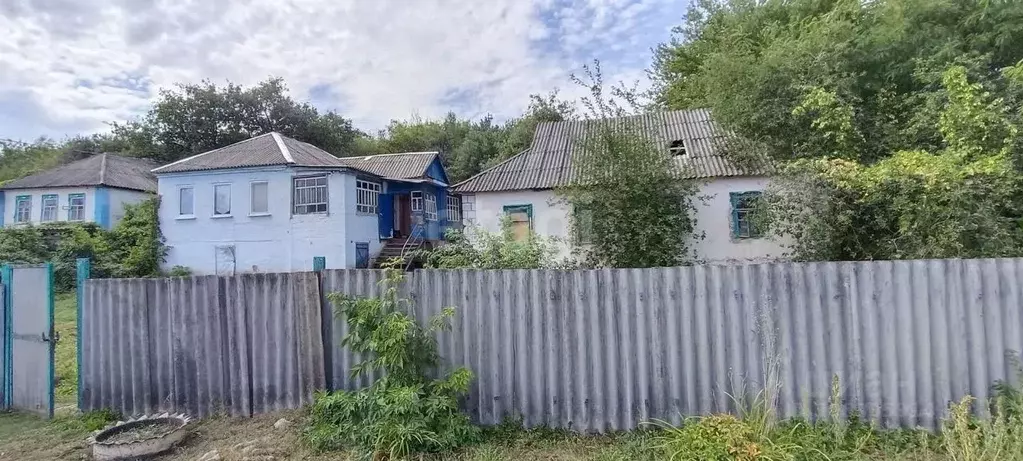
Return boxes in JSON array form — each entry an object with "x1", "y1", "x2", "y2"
[
  {"x1": 1, "y1": 153, "x2": 160, "y2": 192},
  {"x1": 152, "y1": 132, "x2": 368, "y2": 174},
  {"x1": 336, "y1": 152, "x2": 440, "y2": 180},
  {"x1": 452, "y1": 109, "x2": 770, "y2": 193}
]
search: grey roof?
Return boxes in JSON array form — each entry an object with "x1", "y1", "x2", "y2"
[
  {"x1": 152, "y1": 132, "x2": 361, "y2": 174},
  {"x1": 452, "y1": 109, "x2": 769, "y2": 193},
  {"x1": 1, "y1": 153, "x2": 159, "y2": 192},
  {"x1": 336, "y1": 152, "x2": 440, "y2": 180}
]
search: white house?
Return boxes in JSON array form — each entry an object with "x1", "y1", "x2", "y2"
[
  {"x1": 451, "y1": 109, "x2": 789, "y2": 264},
  {"x1": 0, "y1": 153, "x2": 158, "y2": 229},
  {"x1": 153, "y1": 132, "x2": 459, "y2": 275}
]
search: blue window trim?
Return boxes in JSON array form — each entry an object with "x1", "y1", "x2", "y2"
[
  {"x1": 729, "y1": 191, "x2": 763, "y2": 239},
  {"x1": 13, "y1": 195, "x2": 31, "y2": 223},
  {"x1": 40, "y1": 194, "x2": 58, "y2": 222},
  {"x1": 503, "y1": 204, "x2": 534, "y2": 230},
  {"x1": 68, "y1": 193, "x2": 86, "y2": 221}
]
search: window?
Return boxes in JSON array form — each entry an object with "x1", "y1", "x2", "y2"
[
  {"x1": 446, "y1": 195, "x2": 461, "y2": 224},
  {"x1": 355, "y1": 242, "x2": 370, "y2": 269},
  {"x1": 40, "y1": 194, "x2": 58, "y2": 222},
  {"x1": 669, "y1": 139, "x2": 687, "y2": 157},
  {"x1": 213, "y1": 184, "x2": 231, "y2": 216},
  {"x1": 293, "y1": 175, "x2": 328, "y2": 214},
  {"x1": 730, "y1": 191, "x2": 764, "y2": 239},
  {"x1": 411, "y1": 191, "x2": 423, "y2": 211},
  {"x1": 178, "y1": 187, "x2": 194, "y2": 216},
  {"x1": 250, "y1": 181, "x2": 268, "y2": 215},
  {"x1": 356, "y1": 179, "x2": 381, "y2": 214},
  {"x1": 424, "y1": 192, "x2": 438, "y2": 221},
  {"x1": 503, "y1": 204, "x2": 533, "y2": 242},
  {"x1": 574, "y1": 205, "x2": 594, "y2": 244},
  {"x1": 14, "y1": 195, "x2": 31, "y2": 223},
  {"x1": 68, "y1": 194, "x2": 85, "y2": 221}
]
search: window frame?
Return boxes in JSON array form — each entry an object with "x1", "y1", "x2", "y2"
[
  {"x1": 503, "y1": 204, "x2": 533, "y2": 229},
  {"x1": 411, "y1": 191, "x2": 423, "y2": 212},
  {"x1": 14, "y1": 195, "x2": 31, "y2": 224},
  {"x1": 213, "y1": 183, "x2": 232, "y2": 217},
  {"x1": 729, "y1": 191, "x2": 764, "y2": 239},
  {"x1": 668, "y1": 139, "x2": 688, "y2": 157},
  {"x1": 573, "y1": 204, "x2": 594, "y2": 244},
  {"x1": 178, "y1": 186, "x2": 195, "y2": 218},
  {"x1": 249, "y1": 180, "x2": 269, "y2": 216},
  {"x1": 40, "y1": 194, "x2": 58, "y2": 222},
  {"x1": 446, "y1": 194, "x2": 461, "y2": 224},
  {"x1": 423, "y1": 192, "x2": 438, "y2": 221},
  {"x1": 355, "y1": 179, "x2": 381, "y2": 215},
  {"x1": 292, "y1": 174, "x2": 329, "y2": 215},
  {"x1": 67, "y1": 193, "x2": 85, "y2": 222}
]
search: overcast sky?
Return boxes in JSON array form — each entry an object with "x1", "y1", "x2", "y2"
[{"x1": 0, "y1": 0, "x2": 686, "y2": 141}]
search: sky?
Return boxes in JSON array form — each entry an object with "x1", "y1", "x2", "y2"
[{"x1": 0, "y1": 0, "x2": 688, "y2": 142}]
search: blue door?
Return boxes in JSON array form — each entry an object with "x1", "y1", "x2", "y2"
[{"x1": 379, "y1": 193, "x2": 394, "y2": 239}]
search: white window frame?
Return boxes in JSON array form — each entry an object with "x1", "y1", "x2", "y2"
[
  {"x1": 411, "y1": 191, "x2": 423, "y2": 211},
  {"x1": 213, "y1": 183, "x2": 232, "y2": 217},
  {"x1": 293, "y1": 175, "x2": 329, "y2": 215},
  {"x1": 40, "y1": 194, "x2": 58, "y2": 222},
  {"x1": 178, "y1": 186, "x2": 194, "y2": 217},
  {"x1": 14, "y1": 195, "x2": 31, "y2": 223},
  {"x1": 67, "y1": 193, "x2": 85, "y2": 221},
  {"x1": 446, "y1": 195, "x2": 461, "y2": 223},
  {"x1": 424, "y1": 192, "x2": 438, "y2": 221},
  {"x1": 356, "y1": 179, "x2": 381, "y2": 214},
  {"x1": 249, "y1": 181, "x2": 269, "y2": 216}
]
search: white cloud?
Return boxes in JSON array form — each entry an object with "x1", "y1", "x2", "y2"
[{"x1": 0, "y1": 0, "x2": 686, "y2": 141}]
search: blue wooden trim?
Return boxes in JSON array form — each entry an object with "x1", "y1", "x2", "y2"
[
  {"x1": 40, "y1": 194, "x2": 57, "y2": 222},
  {"x1": 75, "y1": 258, "x2": 90, "y2": 412},
  {"x1": 13, "y1": 195, "x2": 30, "y2": 223},
  {"x1": 0, "y1": 191, "x2": 7, "y2": 227},
  {"x1": 2, "y1": 264, "x2": 12, "y2": 409},
  {"x1": 313, "y1": 256, "x2": 326, "y2": 272},
  {"x1": 45, "y1": 262, "x2": 54, "y2": 418},
  {"x1": 94, "y1": 187, "x2": 110, "y2": 229}
]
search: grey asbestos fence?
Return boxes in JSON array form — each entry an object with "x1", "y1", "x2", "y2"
[
  {"x1": 80, "y1": 272, "x2": 324, "y2": 417},
  {"x1": 83, "y1": 259, "x2": 1023, "y2": 431}
]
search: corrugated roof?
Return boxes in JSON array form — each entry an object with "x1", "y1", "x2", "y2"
[
  {"x1": 336, "y1": 152, "x2": 439, "y2": 180},
  {"x1": 452, "y1": 109, "x2": 770, "y2": 193},
  {"x1": 1, "y1": 153, "x2": 160, "y2": 192},
  {"x1": 152, "y1": 132, "x2": 357, "y2": 174}
]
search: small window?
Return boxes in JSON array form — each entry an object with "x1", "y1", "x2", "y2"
[
  {"x1": 424, "y1": 192, "x2": 438, "y2": 221},
  {"x1": 14, "y1": 195, "x2": 31, "y2": 223},
  {"x1": 730, "y1": 191, "x2": 764, "y2": 239},
  {"x1": 250, "y1": 181, "x2": 268, "y2": 215},
  {"x1": 293, "y1": 175, "x2": 328, "y2": 214},
  {"x1": 574, "y1": 204, "x2": 594, "y2": 244},
  {"x1": 40, "y1": 194, "x2": 58, "y2": 222},
  {"x1": 446, "y1": 195, "x2": 461, "y2": 224},
  {"x1": 356, "y1": 179, "x2": 381, "y2": 214},
  {"x1": 503, "y1": 204, "x2": 533, "y2": 242},
  {"x1": 68, "y1": 194, "x2": 85, "y2": 221},
  {"x1": 355, "y1": 242, "x2": 370, "y2": 269},
  {"x1": 213, "y1": 184, "x2": 231, "y2": 216},
  {"x1": 666, "y1": 139, "x2": 683, "y2": 157},
  {"x1": 411, "y1": 191, "x2": 423, "y2": 211},
  {"x1": 179, "y1": 187, "x2": 194, "y2": 216}
]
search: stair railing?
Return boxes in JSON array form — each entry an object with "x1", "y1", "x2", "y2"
[{"x1": 400, "y1": 223, "x2": 425, "y2": 271}]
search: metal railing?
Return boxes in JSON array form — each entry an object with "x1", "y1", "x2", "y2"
[{"x1": 400, "y1": 223, "x2": 425, "y2": 271}]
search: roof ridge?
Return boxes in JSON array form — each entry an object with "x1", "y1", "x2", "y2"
[
  {"x1": 451, "y1": 149, "x2": 530, "y2": 189},
  {"x1": 152, "y1": 132, "x2": 276, "y2": 172},
  {"x1": 356, "y1": 151, "x2": 439, "y2": 158},
  {"x1": 271, "y1": 132, "x2": 294, "y2": 163}
]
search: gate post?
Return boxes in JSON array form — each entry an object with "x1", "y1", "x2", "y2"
[
  {"x1": 76, "y1": 258, "x2": 91, "y2": 411},
  {"x1": 2, "y1": 264, "x2": 11, "y2": 410}
]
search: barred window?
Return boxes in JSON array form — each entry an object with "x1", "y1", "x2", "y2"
[
  {"x1": 446, "y1": 195, "x2": 461, "y2": 223},
  {"x1": 356, "y1": 179, "x2": 381, "y2": 214},
  {"x1": 424, "y1": 192, "x2": 438, "y2": 221},
  {"x1": 293, "y1": 175, "x2": 329, "y2": 214}
]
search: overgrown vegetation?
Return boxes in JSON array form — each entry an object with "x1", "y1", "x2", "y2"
[
  {"x1": 422, "y1": 218, "x2": 561, "y2": 269},
  {"x1": 559, "y1": 63, "x2": 700, "y2": 268},
  {"x1": 0, "y1": 197, "x2": 167, "y2": 290},
  {"x1": 307, "y1": 267, "x2": 480, "y2": 459}
]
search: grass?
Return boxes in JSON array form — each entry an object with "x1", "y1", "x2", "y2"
[{"x1": 54, "y1": 292, "x2": 77, "y2": 406}]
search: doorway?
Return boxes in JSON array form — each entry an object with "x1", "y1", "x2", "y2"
[{"x1": 394, "y1": 194, "x2": 412, "y2": 237}]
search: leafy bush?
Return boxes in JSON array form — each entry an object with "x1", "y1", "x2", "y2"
[
  {"x1": 655, "y1": 414, "x2": 773, "y2": 461},
  {"x1": 942, "y1": 396, "x2": 1023, "y2": 461},
  {"x1": 168, "y1": 265, "x2": 192, "y2": 277},
  {"x1": 306, "y1": 268, "x2": 480, "y2": 459},
  {"x1": 423, "y1": 218, "x2": 560, "y2": 269}
]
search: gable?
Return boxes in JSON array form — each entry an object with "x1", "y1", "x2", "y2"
[{"x1": 426, "y1": 157, "x2": 449, "y2": 184}]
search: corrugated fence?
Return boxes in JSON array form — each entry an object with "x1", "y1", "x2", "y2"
[{"x1": 83, "y1": 259, "x2": 1023, "y2": 431}]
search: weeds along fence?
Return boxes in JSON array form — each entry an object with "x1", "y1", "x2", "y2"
[{"x1": 81, "y1": 258, "x2": 1023, "y2": 431}]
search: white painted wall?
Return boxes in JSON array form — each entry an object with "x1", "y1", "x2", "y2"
[
  {"x1": 158, "y1": 166, "x2": 377, "y2": 275},
  {"x1": 108, "y1": 188, "x2": 152, "y2": 224},
  {"x1": 341, "y1": 174, "x2": 384, "y2": 267},
  {"x1": 462, "y1": 176, "x2": 789, "y2": 265},
  {"x1": 2, "y1": 187, "x2": 97, "y2": 226}
]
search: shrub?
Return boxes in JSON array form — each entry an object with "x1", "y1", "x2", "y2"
[
  {"x1": 167, "y1": 265, "x2": 192, "y2": 277},
  {"x1": 942, "y1": 396, "x2": 1023, "y2": 461},
  {"x1": 423, "y1": 218, "x2": 560, "y2": 269},
  {"x1": 655, "y1": 414, "x2": 765, "y2": 461},
  {"x1": 306, "y1": 268, "x2": 480, "y2": 459}
]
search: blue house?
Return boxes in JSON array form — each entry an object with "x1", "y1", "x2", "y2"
[{"x1": 155, "y1": 133, "x2": 460, "y2": 274}]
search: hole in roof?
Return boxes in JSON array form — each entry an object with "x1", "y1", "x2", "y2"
[{"x1": 668, "y1": 140, "x2": 688, "y2": 157}]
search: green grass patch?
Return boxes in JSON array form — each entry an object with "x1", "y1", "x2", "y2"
[{"x1": 54, "y1": 292, "x2": 77, "y2": 405}]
